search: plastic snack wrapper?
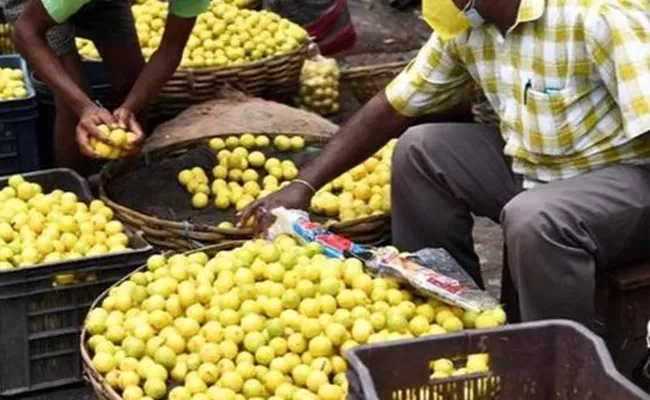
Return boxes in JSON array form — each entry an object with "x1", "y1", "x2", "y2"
[
  {"x1": 268, "y1": 207, "x2": 500, "y2": 312},
  {"x1": 294, "y1": 43, "x2": 341, "y2": 116}
]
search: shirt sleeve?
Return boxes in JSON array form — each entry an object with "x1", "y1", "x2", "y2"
[
  {"x1": 385, "y1": 33, "x2": 472, "y2": 117},
  {"x1": 585, "y1": 0, "x2": 650, "y2": 139},
  {"x1": 169, "y1": 0, "x2": 210, "y2": 18},
  {"x1": 40, "y1": 0, "x2": 90, "y2": 23}
]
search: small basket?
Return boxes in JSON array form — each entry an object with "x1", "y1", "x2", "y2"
[
  {"x1": 152, "y1": 43, "x2": 310, "y2": 117},
  {"x1": 99, "y1": 132, "x2": 391, "y2": 251},
  {"x1": 341, "y1": 61, "x2": 408, "y2": 105},
  {"x1": 80, "y1": 242, "x2": 243, "y2": 400},
  {"x1": 346, "y1": 320, "x2": 650, "y2": 400}
]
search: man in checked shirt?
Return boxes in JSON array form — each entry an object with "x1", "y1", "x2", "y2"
[{"x1": 241, "y1": 0, "x2": 650, "y2": 327}]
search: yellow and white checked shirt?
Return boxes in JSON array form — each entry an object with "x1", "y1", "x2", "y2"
[{"x1": 386, "y1": 0, "x2": 650, "y2": 187}]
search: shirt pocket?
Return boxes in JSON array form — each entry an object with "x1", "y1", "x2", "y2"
[{"x1": 520, "y1": 84, "x2": 592, "y2": 156}]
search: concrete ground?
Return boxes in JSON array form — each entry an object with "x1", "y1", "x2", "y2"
[{"x1": 13, "y1": 1, "x2": 505, "y2": 398}]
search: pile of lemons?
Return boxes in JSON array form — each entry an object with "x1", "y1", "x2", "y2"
[
  {"x1": 430, "y1": 353, "x2": 490, "y2": 379},
  {"x1": 177, "y1": 134, "x2": 305, "y2": 213},
  {"x1": 0, "y1": 175, "x2": 131, "y2": 270},
  {"x1": 295, "y1": 57, "x2": 340, "y2": 116},
  {"x1": 134, "y1": 0, "x2": 307, "y2": 68},
  {"x1": 0, "y1": 24, "x2": 13, "y2": 54},
  {"x1": 84, "y1": 236, "x2": 506, "y2": 400},
  {"x1": 90, "y1": 124, "x2": 138, "y2": 160},
  {"x1": 0, "y1": 67, "x2": 28, "y2": 101},
  {"x1": 178, "y1": 135, "x2": 396, "y2": 224},
  {"x1": 310, "y1": 140, "x2": 396, "y2": 222},
  {"x1": 76, "y1": 0, "x2": 308, "y2": 68}
]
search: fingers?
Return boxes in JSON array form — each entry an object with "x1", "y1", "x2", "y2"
[
  {"x1": 237, "y1": 199, "x2": 260, "y2": 228},
  {"x1": 257, "y1": 210, "x2": 277, "y2": 237},
  {"x1": 113, "y1": 109, "x2": 129, "y2": 130},
  {"x1": 82, "y1": 118, "x2": 112, "y2": 144},
  {"x1": 96, "y1": 108, "x2": 116, "y2": 126},
  {"x1": 128, "y1": 118, "x2": 146, "y2": 142},
  {"x1": 76, "y1": 126, "x2": 100, "y2": 158}
]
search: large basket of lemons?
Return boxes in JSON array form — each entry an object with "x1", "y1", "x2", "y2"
[
  {"x1": 98, "y1": 132, "x2": 392, "y2": 252},
  {"x1": 78, "y1": 0, "x2": 310, "y2": 117},
  {"x1": 80, "y1": 237, "x2": 507, "y2": 400}
]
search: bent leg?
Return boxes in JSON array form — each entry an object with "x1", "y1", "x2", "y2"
[
  {"x1": 502, "y1": 165, "x2": 650, "y2": 326},
  {"x1": 391, "y1": 123, "x2": 522, "y2": 287}
]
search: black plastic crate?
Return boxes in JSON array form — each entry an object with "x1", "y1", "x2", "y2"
[
  {"x1": 0, "y1": 55, "x2": 39, "y2": 175},
  {"x1": 0, "y1": 169, "x2": 153, "y2": 396},
  {"x1": 347, "y1": 320, "x2": 650, "y2": 400}
]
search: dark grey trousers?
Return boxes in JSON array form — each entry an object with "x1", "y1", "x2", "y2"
[{"x1": 391, "y1": 123, "x2": 650, "y2": 327}]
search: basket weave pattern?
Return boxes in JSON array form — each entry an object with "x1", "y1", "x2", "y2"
[
  {"x1": 341, "y1": 61, "x2": 408, "y2": 105},
  {"x1": 153, "y1": 43, "x2": 310, "y2": 117},
  {"x1": 99, "y1": 132, "x2": 391, "y2": 251}
]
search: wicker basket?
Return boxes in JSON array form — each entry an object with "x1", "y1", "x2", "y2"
[
  {"x1": 80, "y1": 242, "x2": 243, "y2": 400},
  {"x1": 99, "y1": 132, "x2": 391, "y2": 252},
  {"x1": 341, "y1": 61, "x2": 408, "y2": 106},
  {"x1": 152, "y1": 43, "x2": 310, "y2": 117},
  {"x1": 342, "y1": 57, "x2": 501, "y2": 128}
]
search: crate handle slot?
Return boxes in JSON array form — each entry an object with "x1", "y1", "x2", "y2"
[{"x1": 52, "y1": 270, "x2": 100, "y2": 287}]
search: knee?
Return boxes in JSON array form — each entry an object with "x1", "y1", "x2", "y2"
[
  {"x1": 392, "y1": 124, "x2": 457, "y2": 175},
  {"x1": 501, "y1": 191, "x2": 560, "y2": 244}
]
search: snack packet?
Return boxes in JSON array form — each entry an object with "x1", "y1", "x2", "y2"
[{"x1": 268, "y1": 207, "x2": 500, "y2": 312}]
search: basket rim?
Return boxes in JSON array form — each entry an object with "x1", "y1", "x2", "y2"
[
  {"x1": 99, "y1": 132, "x2": 391, "y2": 247},
  {"x1": 80, "y1": 41, "x2": 310, "y2": 74},
  {"x1": 341, "y1": 60, "x2": 410, "y2": 76},
  {"x1": 80, "y1": 242, "x2": 244, "y2": 400}
]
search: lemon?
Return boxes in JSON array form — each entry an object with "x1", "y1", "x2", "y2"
[
  {"x1": 209, "y1": 138, "x2": 226, "y2": 151},
  {"x1": 289, "y1": 136, "x2": 305, "y2": 151},
  {"x1": 92, "y1": 352, "x2": 116, "y2": 373},
  {"x1": 191, "y1": 193, "x2": 209, "y2": 209}
]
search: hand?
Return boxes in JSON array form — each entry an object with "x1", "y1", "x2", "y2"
[
  {"x1": 237, "y1": 181, "x2": 314, "y2": 236},
  {"x1": 76, "y1": 105, "x2": 116, "y2": 158},
  {"x1": 113, "y1": 107, "x2": 145, "y2": 155}
]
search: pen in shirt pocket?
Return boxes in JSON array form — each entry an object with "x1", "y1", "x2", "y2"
[{"x1": 523, "y1": 79, "x2": 532, "y2": 105}]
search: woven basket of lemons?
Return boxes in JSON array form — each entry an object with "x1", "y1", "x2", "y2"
[
  {"x1": 80, "y1": 242, "x2": 243, "y2": 400},
  {"x1": 77, "y1": 0, "x2": 310, "y2": 117},
  {"x1": 99, "y1": 132, "x2": 392, "y2": 252}
]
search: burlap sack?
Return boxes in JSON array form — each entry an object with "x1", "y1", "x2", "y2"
[{"x1": 145, "y1": 87, "x2": 338, "y2": 152}]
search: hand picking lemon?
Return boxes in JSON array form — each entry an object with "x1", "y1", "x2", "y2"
[{"x1": 91, "y1": 124, "x2": 138, "y2": 160}]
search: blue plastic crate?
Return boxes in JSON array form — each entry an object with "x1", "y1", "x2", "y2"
[{"x1": 0, "y1": 54, "x2": 39, "y2": 174}]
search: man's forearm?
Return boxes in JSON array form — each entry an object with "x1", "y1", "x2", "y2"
[
  {"x1": 120, "y1": 48, "x2": 181, "y2": 113},
  {"x1": 121, "y1": 15, "x2": 194, "y2": 113},
  {"x1": 299, "y1": 93, "x2": 412, "y2": 189},
  {"x1": 12, "y1": 20, "x2": 94, "y2": 114}
]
